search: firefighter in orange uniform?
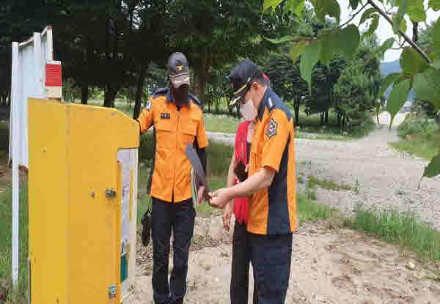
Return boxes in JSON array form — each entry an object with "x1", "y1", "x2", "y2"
[
  {"x1": 137, "y1": 52, "x2": 209, "y2": 304},
  {"x1": 210, "y1": 59, "x2": 296, "y2": 304}
]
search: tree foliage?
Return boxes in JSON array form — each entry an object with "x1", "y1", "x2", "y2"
[{"x1": 264, "y1": 0, "x2": 440, "y2": 178}]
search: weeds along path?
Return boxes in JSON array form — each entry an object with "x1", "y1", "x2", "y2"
[{"x1": 208, "y1": 113, "x2": 440, "y2": 230}]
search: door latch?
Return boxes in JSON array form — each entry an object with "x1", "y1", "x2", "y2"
[{"x1": 105, "y1": 188, "x2": 117, "y2": 199}]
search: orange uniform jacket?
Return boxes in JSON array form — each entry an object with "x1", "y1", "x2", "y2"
[
  {"x1": 248, "y1": 88, "x2": 297, "y2": 235},
  {"x1": 137, "y1": 88, "x2": 209, "y2": 203}
]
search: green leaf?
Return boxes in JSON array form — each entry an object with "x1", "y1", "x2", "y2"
[
  {"x1": 319, "y1": 31, "x2": 336, "y2": 66},
  {"x1": 379, "y1": 73, "x2": 400, "y2": 97},
  {"x1": 386, "y1": 79, "x2": 412, "y2": 128},
  {"x1": 428, "y1": 0, "x2": 440, "y2": 10},
  {"x1": 413, "y1": 68, "x2": 440, "y2": 110},
  {"x1": 407, "y1": 0, "x2": 426, "y2": 22},
  {"x1": 400, "y1": 47, "x2": 429, "y2": 75},
  {"x1": 431, "y1": 57, "x2": 440, "y2": 69},
  {"x1": 285, "y1": 0, "x2": 305, "y2": 16},
  {"x1": 335, "y1": 25, "x2": 360, "y2": 59},
  {"x1": 434, "y1": 19, "x2": 440, "y2": 54},
  {"x1": 363, "y1": 15, "x2": 379, "y2": 37},
  {"x1": 349, "y1": 0, "x2": 359, "y2": 10},
  {"x1": 393, "y1": 0, "x2": 409, "y2": 33},
  {"x1": 300, "y1": 40, "x2": 322, "y2": 93},
  {"x1": 359, "y1": 8, "x2": 377, "y2": 25},
  {"x1": 375, "y1": 38, "x2": 395, "y2": 55},
  {"x1": 310, "y1": 0, "x2": 341, "y2": 23},
  {"x1": 263, "y1": 0, "x2": 283, "y2": 11},
  {"x1": 264, "y1": 35, "x2": 298, "y2": 44},
  {"x1": 290, "y1": 40, "x2": 308, "y2": 63},
  {"x1": 392, "y1": 14, "x2": 407, "y2": 35},
  {"x1": 423, "y1": 154, "x2": 440, "y2": 178}
]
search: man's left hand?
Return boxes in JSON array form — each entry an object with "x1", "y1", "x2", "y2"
[{"x1": 196, "y1": 186, "x2": 210, "y2": 205}]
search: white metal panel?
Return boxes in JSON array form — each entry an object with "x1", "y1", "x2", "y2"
[
  {"x1": 118, "y1": 149, "x2": 138, "y2": 302},
  {"x1": 10, "y1": 26, "x2": 55, "y2": 286}
]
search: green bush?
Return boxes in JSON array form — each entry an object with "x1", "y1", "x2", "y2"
[
  {"x1": 391, "y1": 113, "x2": 440, "y2": 160},
  {"x1": 397, "y1": 113, "x2": 439, "y2": 139}
]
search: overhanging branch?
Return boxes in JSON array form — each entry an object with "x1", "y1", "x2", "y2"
[{"x1": 366, "y1": 0, "x2": 431, "y2": 63}]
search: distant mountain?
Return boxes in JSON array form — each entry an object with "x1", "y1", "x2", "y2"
[
  {"x1": 380, "y1": 60, "x2": 402, "y2": 76},
  {"x1": 379, "y1": 60, "x2": 415, "y2": 101}
]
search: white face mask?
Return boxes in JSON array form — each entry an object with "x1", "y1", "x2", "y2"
[{"x1": 240, "y1": 99, "x2": 258, "y2": 121}]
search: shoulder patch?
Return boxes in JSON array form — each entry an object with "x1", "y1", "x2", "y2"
[
  {"x1": 268, "y1": 97, "x2": 274, "y2": 110},
  {"x1": 152, "y1": 88, "x2": 169, "y2": 98},
  {"x1": 266, "y1": 118, "x2": 278, "y2": 139},
  {"x1": 189, "y1": 94, "x2": 202, "y2": 109},
  {"x1": 146, "y1": 99, "x2": 152, "y2": 111}
]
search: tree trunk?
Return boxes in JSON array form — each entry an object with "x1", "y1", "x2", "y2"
[
  {"x1": 81, "y1": 35, "x2": 93, "y2": 105},
  {"x1": 294, "y1": 102, "x2": 300, "y2": 126},
  {"x1": 81, "y1": 83, "x2": 88, "y2": 104},
  {"x1": 337, "y1": 113, "x2": 341, "y2": 127},
  {"x1": 104, "y1": 85, "x2": 119, "y2": 108},
  {"x1": 320, "y1": 112, "x2": 324, "y2": 126},
  {"x1": 324, "y1": 110, "x2": 329, "y2": 125},
  {"x1": 193, "y1": 47, "x2": 209, "y2": 106},
  {"x1": 342, "y1": 115, "x2": 346, "y2": 132},
  {"x1": 133, "y1": 65, "x2": 147, "y2": 119}
]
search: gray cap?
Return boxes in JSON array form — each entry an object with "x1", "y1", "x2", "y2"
[{"x1": 168, "y1": 52, "x2": 190, "y2": 88}]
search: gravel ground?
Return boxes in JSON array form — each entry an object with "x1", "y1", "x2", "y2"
[{"x1": 208, "y1": 113, "x2": 440, "y2": 230}]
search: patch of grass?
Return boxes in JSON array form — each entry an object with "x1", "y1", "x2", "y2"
[
  {"x1": 307, "y1": 176, "x2": 352, "y2": 191},
  {"x1": 389, "y1": 140, "x2": 440, "y2": 160},
  {"x1": 204, "y1": 114, "x2": 240, "y2": 134},
  {"x1": 0, "y1": 186, "x2": 29, "y2": 303},
  {"x1": 297, "y1": 193, "x2": 440, "y2": 263},
  {"x1": 295, "y1": 110, "x2": 376, "y2": 140},
  {"x1": 346, "y1": 205, "x2": 440, "y2": 261},
  {"x1": 206, "y1": 142, "x2": 233, "y2": 177},
  {"x1": 297, "y1": 194, "x2": 336, "y2": 223},
  {"x1": 297, "y1": 175, "x2": 304, "y2": 184},
  {"x1": 390, "y1": 114, "x2": 440, "y2": 160}
]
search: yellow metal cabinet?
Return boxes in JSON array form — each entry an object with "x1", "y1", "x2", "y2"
[{"x1": 28, "y1": 98, "x2": 139, "y2": 304}]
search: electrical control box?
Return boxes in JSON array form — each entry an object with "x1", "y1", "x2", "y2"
[{"x1": 28, "y1": 98, "x2": 139, "y2": 304}]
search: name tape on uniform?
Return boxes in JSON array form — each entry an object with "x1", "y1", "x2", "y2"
[{"x1": 161, "y1": 113, "x2": 171, "y2": 120}]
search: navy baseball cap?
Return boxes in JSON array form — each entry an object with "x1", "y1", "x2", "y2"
[
  {"x1": 228, "y1": 59, "x2": 261, "y2": 106},
  {"x1": 168, "y1": 52, "x2": 190, "y2": 88}
]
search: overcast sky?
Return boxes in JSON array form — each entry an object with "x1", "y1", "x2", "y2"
[{"x1": 338, "y1": 0, "x2": 440, "y2": 62}]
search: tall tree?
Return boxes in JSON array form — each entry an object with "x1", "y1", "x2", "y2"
[{"x1": 164, "y1": 0, "x2": 294, "y2": 103}]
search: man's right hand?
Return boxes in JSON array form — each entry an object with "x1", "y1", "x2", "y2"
[{"x1": 222, "y1": 202, "x2": 233, "y2": 231}]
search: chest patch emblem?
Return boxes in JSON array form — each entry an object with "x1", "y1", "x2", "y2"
[
  {"x1": 161, "y1": 113, "x2": 171, "y2": 120},
  {"x1": 266, "y1": 118, "x2": 278, "y2": 139}
]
